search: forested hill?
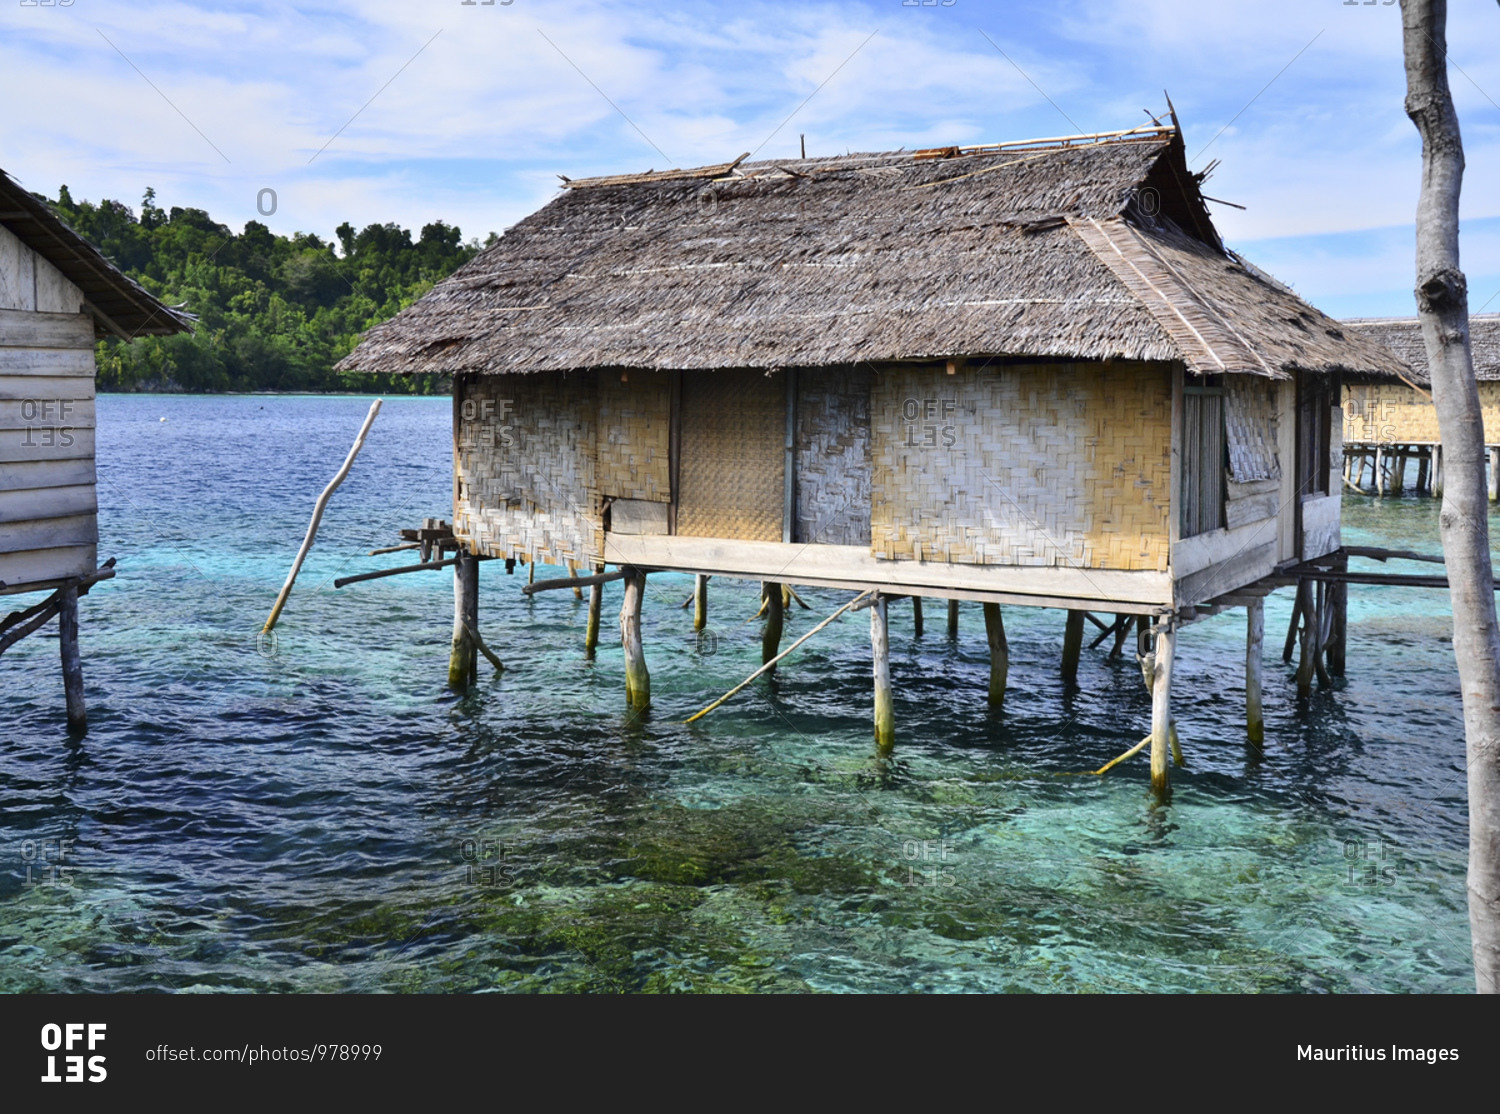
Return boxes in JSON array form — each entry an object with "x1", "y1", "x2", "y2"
[{"x1": 43, "y1": 185, "x2": 494, "y2": 393}]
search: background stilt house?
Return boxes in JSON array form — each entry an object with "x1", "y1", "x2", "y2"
[
  {"x1": 0, "y1": 167, "x2": 192, "y2": 727},
  {"x1": 1341, "y1": 314, "x2": 1500, "y2": 497},
  {"x1": 339, "y1": 124, "x2": 1404, "y2": 786}
]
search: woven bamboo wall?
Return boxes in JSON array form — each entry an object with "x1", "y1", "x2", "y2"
[
  {"x1": 1341, "y1": 382, "x2": 1500, "y2": 444},
  {"x1": 795, "y1": 366, "x2": 872, "y2": 546},
  {"x1": 596, "y1": 371, "x2": 671, "y2": 502},
  {"x1": 870, "y1": 361, "x2": 1171, "y2": 570},
  {"x1": 1225, "y1": 374, "x2": 1280, "y2": 482},
  {"x1": 454, "y1": 372, "x2": 603, "y2": 565},
  {"x1": 677, "y1": 369, "x2": 785, "y2": 540}
]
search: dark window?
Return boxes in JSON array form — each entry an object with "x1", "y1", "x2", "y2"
[
  {"x1": 1297, "y1": 378, "x2": 1332, "y2": 498},
  {"x1": 1181, "y1": 378, "x2": 1227, "y2": 538}
]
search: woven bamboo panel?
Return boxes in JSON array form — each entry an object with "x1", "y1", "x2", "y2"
[
  {"x1": 870, "y1": 361, "x2": 1170, "y2": 570},
  {"x1": 1341, "y1": 383, "x2": 1450, "y2": 443},
  {"x1": 795, "y1": 366, "x2": 872, "y2": 545},
  {"x1": 1225, "y1": 374, "x2": 1280, "y2": 482},
  {"x1": 454, "y1": 372, "x2": 603, "y2": 565},
  {"x1": 596, "y1": 371, "x2": 671, "y2": 501},
  {"x1": 677, "y1": 369, "x2": 785, "y2": 540}
]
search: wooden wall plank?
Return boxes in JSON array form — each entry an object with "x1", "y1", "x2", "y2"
[
  {"x1": 0, "y1": 457, "x2": 96, "y2": 492},
  {"x1": 0, "y1": 544, "x2": 96, "y2": 591},
  {"x1": 0, "y1": 224, "x2": 37, "y2": 313},
  {"x1": 34, "y1": 252, "x2": 85, "y2": 315},
  {"x1": 605, "y1": 533, "x2": 1174, "y2": 607},
  {"x1": 0, "y1": 512, "x2": 98, "y2": 551},
  {"x1": 0, "y1": 348, "x2": 97, "y2": 377},
  {"x1": 0, "y1": 483, "x2": 97, "y2": 525},
  {"x1": 0, "y1": 397, "x2": 95, "y2": 431},
  {"x1": 0, "y1": 308, "x2": 94, "y2": 349},
  {"x1": 0, "y1": 376, "x2": 96, "y2": 402},
  {"x1": 0, "y1": 426, "x2": 95, "y2": 463}
]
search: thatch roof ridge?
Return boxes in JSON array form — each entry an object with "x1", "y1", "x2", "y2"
[
  {"x1": 337, "y1": 126, "x2": 1400, "y2": 381},
  {"x1": 1343, "y1": 314, "x2": 1500, "y2": 384},
  {"x1": 0, "y1": 167, "x2": 194, "y2": 338}
]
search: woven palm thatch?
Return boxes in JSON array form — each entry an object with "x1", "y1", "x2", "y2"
[
  {"x1": 1343, "y1": 314, "x2": 1500, "y2": 385},
  {"x1": 337, "y1": 127, "x2": 1404, "y2": 381}
]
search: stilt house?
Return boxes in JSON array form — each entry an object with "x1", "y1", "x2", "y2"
[
  {"x1": 339, "y1": 123, "x2": 1405, "y2": 790},
  {"x1": 1341, "y1": 314, "x2": 1500, "y2": 497},
  {"x1": 1, "y1": 167, "x2": 191, "y2": 727}
]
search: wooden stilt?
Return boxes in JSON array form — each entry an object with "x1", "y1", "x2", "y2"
[
  {"x1": 620, "y1": 567, "x2": 650, "y2": 708},
  {"x1": 1392, "y1": 449, "x2": 1407, "y2": 495},
  {"x1": 982, "y1": 602, "x2": 1008, "y2": 708},
  {"x1": 1490, "y1": 447, "x2": 1499, "y2": 503},
  {"x1": 1312, "y1": 579, "x2": 1333, "y2": 689},
  {"x1": 947, "y1": 598, "x2": 959, "y2": 639},
  {"x1": 1374, "y1": 444, "x2": 1385, "y2": 496},
  {"x1": 1245, "y1": 597, "x2": 1264, "y2": 746},
  {"x1": 1434, "y1": 444, "x2": 1444, "y2": 497},
  {"x1": 1149, "y1": 618, "x2": 1175, "y2": 797},
  {"x1": 762, "y1": 581, "x2": 784, "y2": 672},
  {"x1": 58, "y1": 584, "x2": 86, "y2": 733},
  {"x1": 1061, "y1": 609, "x2": 1085, "y2": 682},
  {"x1": 912, "y1": 596, "x2": 924, "y2": 637},
  {"x1": 871, "y1": 594, "x2": 894, "y2": 753},
  {"x1": 1327, "y1": 556, "x2": 1348, "y2": 677},
  {"x1": 568, "y1": 559, "x2": 582, "y2": 600},
  {"x1": 1417, "y1": 449, "x2": 1430, "y2": 496},
  {"x1": 693, "y1": 574, "x2": 709, "y2": 632},
  {"x1": 1109, "y1": 614, "x2": 1133, "y2": 659},
  {"x1": 1282, "y1": 585, "x2": 1303, "y2": 663},
  {"x1": 447, "y1": 551, "x2": 480, "y2": 691},
  {"x1": 585, "y1": 564, "x2": 603, "y2": 659},
  {"x1": 1295, "y1": 579, "x2": 1315, "y2": 698}
]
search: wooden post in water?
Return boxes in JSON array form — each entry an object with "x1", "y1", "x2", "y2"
[
  {"x1": 912, "y1": 596, "x2": 924, "y2": 638},
  {"x1": 585, "y1": 563, "x2": 603, "y2": 660},
  {"x1": 1295, "y1": 579, "x2": 1316, "y2": 698},
  {"x1": 871, "y1": 594, "x2": 894, "y2": 753},
  {"x1": 1490, "y1": 447, "x2": 1499, "y2": 503},
  {"x1": 762, "y1": 581, "x2": 784, "y2": 673},
  {"x1": 447, "y1": 551, "x2": 480, "y2": 691},
  {"x1": 57, "y1": 583, "x2": 86, "y2": 733},
  {"x1": 1393, "y1": 448, "x2": 1407, "y2": 495},
  {"x1": 1434, "y1": 444, "x2": 1444, "y2": 497},
  {"x1": 1061, "y1": 609, "x2": 1085, "y2": 683},
  {"x1": 983, "y1": 602, "x2": 1008, "y2": 708},
  {"x1": 1417, "y1": 448, "x2": 1430, "y2": 495},
  {"x1": 1149, "y1": 618, "x2": 1175, "y2": 797},
  {"x1": 1245, "y1": 598, "x2": 1264, "y2": 746},
  {"x1": 947, "y1": 598, "x2": 959, "y2": 639},
  {"x1": 693, "y1": 574, "x2": 709, "y2": 632},
  {"x1": 1374, "y1": 444, "x2": 1385, "y2": 496},
  {"x1": 620, "y1": 567, "x2": 650, "y2": 708}
]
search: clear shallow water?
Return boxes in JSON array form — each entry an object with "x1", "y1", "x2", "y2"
[{"x1": 0, "y1": 393, "x2": 1481, "y2": 992}]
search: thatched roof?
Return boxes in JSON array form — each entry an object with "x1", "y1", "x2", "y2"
[
  {"x1": 0, "y1": 167, "x2": 193, "y2": 338},
  {"x1": 1342, "y1": 314, "x2": 1500, "y2": 385},
  {"x1": 338, "y1": 127, "x2": 1406, "y2": 381}
]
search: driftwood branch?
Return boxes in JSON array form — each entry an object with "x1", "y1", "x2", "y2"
[{"x1": 264, "y1": 399, "x2": 382, "y2": 631}]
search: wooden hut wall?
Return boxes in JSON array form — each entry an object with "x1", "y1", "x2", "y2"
[
  {"x1": 453, "y1": 371, "x2": 603, "y2": 567},
  {"x1": 676, "y1": 369, "x2": 785, "y2": 541},
  {"x1": 0, "y1": 223, "x2": 98, "y2": 594},
  {"x1": 794, "y1": 366, "x2": 872, "y2": 546},
  {"x1": 1340, "y1": 381, "x2": 1500, "y2": 445},
  {"x1": 596, "y1": 371, "x2": 672, "y2": 534},
  {"x1": 869, "y1": 361, "x2": 1171, "y2": 570},
  {"x1": 1171, "y1": 372, "x2": 1284, "y2": 606}
]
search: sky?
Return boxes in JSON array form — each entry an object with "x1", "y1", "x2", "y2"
[{"x1": 3, "y1": 0, "x2": 1500, "y2": 318}]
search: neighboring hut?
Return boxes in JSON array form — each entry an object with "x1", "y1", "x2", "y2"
[
  {"x1": 339, "y1": 123, "x2": 1405, "y2": 793},
  {"x1": 0, "y1": 167, "x2": 191, "y2": 729},
  {"x1": 1341, "y1": 314, "x2": 1500, "y2": 497}
]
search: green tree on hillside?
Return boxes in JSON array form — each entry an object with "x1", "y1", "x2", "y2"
[{"x1": 41, "y1": 186, "x2": 494, "y2": 393}]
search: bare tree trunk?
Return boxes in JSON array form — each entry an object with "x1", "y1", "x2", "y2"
[{"x1": 1402, "y1": 0, "x2": 1500, "y2": 992}]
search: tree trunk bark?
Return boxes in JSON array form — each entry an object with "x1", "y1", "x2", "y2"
[{"x1": 1402, "y1": 0, "x2": 1500, "y2": 993}]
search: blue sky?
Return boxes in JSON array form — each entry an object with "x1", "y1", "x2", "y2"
[{"x1": 4, "y1": 0, "x2": 1500, "y2": 317}]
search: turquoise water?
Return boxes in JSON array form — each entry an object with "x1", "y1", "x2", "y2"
[{"x1": 0, "y1": 394, "x2": 1480, "y2": 992}]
